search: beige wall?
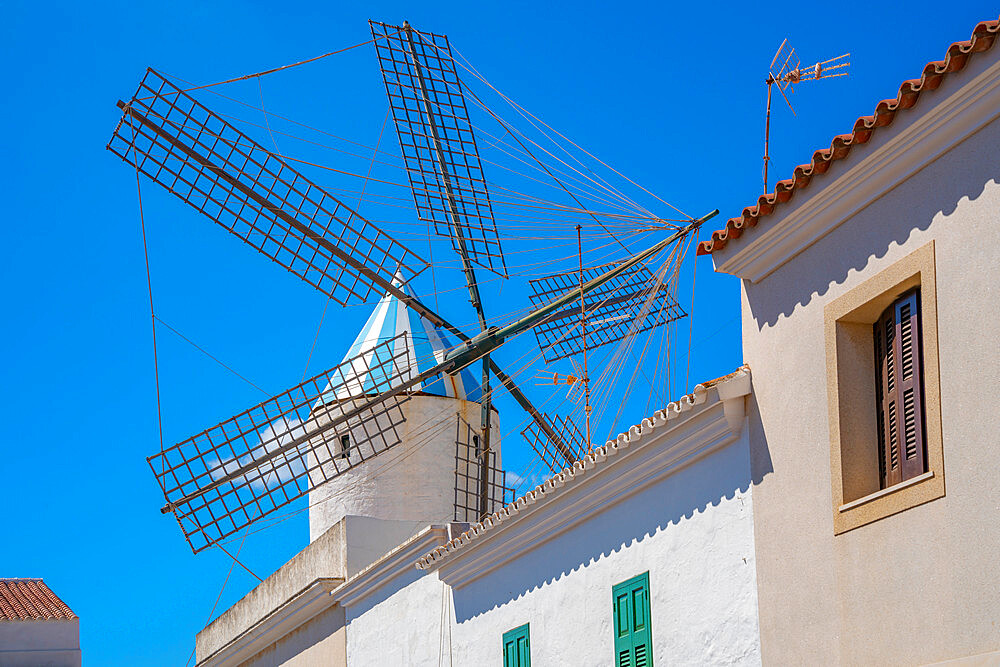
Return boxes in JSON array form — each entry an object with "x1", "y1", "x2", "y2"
[
  {"x1": 243, "y1": 605, "x2": 346, "y2": 667},
  {"x1": 725, "y1": 54, "x2": 1000, "y2": 665}
]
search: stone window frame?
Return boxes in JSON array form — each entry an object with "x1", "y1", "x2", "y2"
[{"x1": 825, "y1": 241, "x2": 945, "y2": 534}]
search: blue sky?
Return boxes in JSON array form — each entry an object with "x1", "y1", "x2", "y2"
[{"x1": 2, "y1": 1, "x2": 995, "y2": 664}]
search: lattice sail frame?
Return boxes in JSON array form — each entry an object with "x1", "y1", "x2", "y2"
[
  {"x1": 521, "y1": 413, "x2": 587, "y2": 475},
  {"x1": 148, "y1": 334, "x2": 413, "y2": 553},
  {"x1": 371, "y1": 21, "x2": 507, "y2": 276},
  {"x1": 454, "y1": 416, "x2": 513, "y2": 522},
  {"x1": 527, "y1": 263, "x2": 686, "y2": 363},
  {"x1": 107, "y1": 68, "x2": 427, "y2": 306}
]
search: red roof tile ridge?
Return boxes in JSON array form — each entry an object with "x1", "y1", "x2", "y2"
[{"x1": 697, "y1": 17, "x2": 1000, "y2": 256}]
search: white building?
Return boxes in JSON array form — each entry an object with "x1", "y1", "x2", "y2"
[
  {"x1": 195, "y1": 278, "x2": 760, "y2": 666},
  {"x1": 0, "y1": 578, "x2": 81, "y2": 667}
]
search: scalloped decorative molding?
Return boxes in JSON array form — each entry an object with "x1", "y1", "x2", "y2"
[{"x1": 423, "y1": 375, "x2": 752, "y2": 589}]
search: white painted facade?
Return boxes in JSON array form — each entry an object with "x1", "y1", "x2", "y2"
[
  {"x1": 0, "y1": 619, "x2": 81, "y2": 667},
  {"x1": 342, "y1": 372, "x2": 760, "y2": 666},
  {"x1": 197, "y1": 371, "x2": 761, "y2": 666}
]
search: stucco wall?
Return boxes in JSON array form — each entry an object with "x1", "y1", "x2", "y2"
[
  {"x1": 0, "y1": 619, "x2": 81, "y2": 667},
  {"x1": 344, "y1": 433, "x2": 760, "y2": 666},
  {"x1": 197, "y1": 516, "x2": 426, "y2": 665},
  {"x1": 731, "y1": 51, "x2": 1000, "y2": 665},
  {"x1": 241, "y1": 605, "x2": 346, "y2": 667},
  {"x1": 309, "y1": 395, "x2": 500, "y2": 541},
  {"x1": 345, "y1": 568, "x2": 451, "y2": 665}
]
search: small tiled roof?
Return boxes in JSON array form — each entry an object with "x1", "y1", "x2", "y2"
[
  {"x1": 0, "y1": 579, "x2": 77, "y2": 621},
  {"x1": 697, "y1": 17, "x2": 1000, "y2": 256},
  {"x1": 415, "y1": 366, "x2": 751, "y2": 570}
]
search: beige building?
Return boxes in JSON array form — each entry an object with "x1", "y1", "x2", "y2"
[{"x1": 699, "y1": 16, "x2": 1000, "y2": 666}]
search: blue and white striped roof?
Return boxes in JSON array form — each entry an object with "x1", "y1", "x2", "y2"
[{"x1": 319, "y1": 277, "x2": 483, "y2": 404}]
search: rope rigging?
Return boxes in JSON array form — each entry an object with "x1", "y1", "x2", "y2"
[{"x1": 121, "y1": 24, "x2": 713, "y2": 636}]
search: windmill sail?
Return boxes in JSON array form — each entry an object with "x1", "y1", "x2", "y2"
[
  {"x1": 371, "y1": 21, "x2": 507, "y2": 276},
  {"x1": 453, "y1": 415, "x2": 513, "y2": 522},
  {"x1": 521, "y1": 412, "x2": 587, "y2": 474},
  {"x1": 107, "y1": 68, "x2": 428, "y2": 306},
  {"x1": 149, "y1": 334, "x2": 413, "y2": 553},
  {"x1": 527, "y1": 262, "x2": 686, "y2": 363},
  {"x1": 150, "y1": 228, "x2": 696, "y2": 552}
]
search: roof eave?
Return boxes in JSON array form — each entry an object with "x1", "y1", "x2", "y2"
[{"x1": 698, "y1": 18, "x2": 999, "y2": 263}]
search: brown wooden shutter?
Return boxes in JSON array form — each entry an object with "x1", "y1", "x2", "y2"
[{"x1": 874, "y1": 289, "x2": 926, "y2": 488}]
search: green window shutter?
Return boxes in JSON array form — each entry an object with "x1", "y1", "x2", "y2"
[
  {"x1": 612, "y1": 572, "x2": 652, "y2": 667},
  {"x1": 502, "y1": 623, "x2": 531, "y2": 667}
]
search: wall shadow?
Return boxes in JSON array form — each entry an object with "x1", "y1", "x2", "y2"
[
  {"x1": 746, "y1": 392, "x2": 773, "y2": 486},
  {"x1": 449, "y1": 436, "x2": 753, "y2": 623},
  {"x1": 745, "y1": 119, "x2": 1000, "y2": 329}
]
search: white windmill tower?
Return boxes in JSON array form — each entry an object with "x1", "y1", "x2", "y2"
[
  {"x1": 307, "y1": 275, "x2": 502, "y2": 541},
  {"x1": 109, "y1": 21, "x2": 714, "y2": 556}
]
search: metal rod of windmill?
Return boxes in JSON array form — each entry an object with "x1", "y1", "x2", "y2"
[
  {"x1": 576, "y1": 224, "x2": 593, "y2": 452},
  {"x1": 158, "y1": 209, "x2": 718, "y2": 515},
  {"x1": 116, "y1": 80, "x2": 575, "y2": 475},
  {"x1": 399, "y1": 20, "x2": 495, "y2": 520}
]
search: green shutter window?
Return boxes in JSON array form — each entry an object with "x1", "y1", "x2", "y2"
[
  {"x1": 502, "y1": 623, "x2": 530, "y2": 667},
  {"x1": 612, "y1": 572, "x2": 652, "y2": 667}
]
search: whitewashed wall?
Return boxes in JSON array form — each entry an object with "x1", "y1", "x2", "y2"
[
  {"x1": 310, "y1": 395, "x2": 500, "y2": 541},
  {"x1": 343, "y1": 390, "x2": 760, "y2": 667},
  {"x1": 447, "y1": 435, "x2": 759, "y2": 667}
]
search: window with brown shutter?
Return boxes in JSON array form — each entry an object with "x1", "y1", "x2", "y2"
[
  {"x1": 826, "y1": 242, "x2": 944, "y2": 534},
  {"x1": 873, "y1": 288, "x2": 926, "y2": 489}
]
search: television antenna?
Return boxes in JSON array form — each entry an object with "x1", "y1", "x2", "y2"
[
  {"x1": 763, "y1": 40, "x2": 850, "y2": 191},
  {"x1": 107, "y1": 20, "x2": 716, "y2": 553}
]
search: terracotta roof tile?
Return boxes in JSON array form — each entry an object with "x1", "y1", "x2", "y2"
[
  {"x1": 698, "y1": 17, "x2": 1000, "y2": 256},
  {"x1": 0, "y1": 579, "x2": 77, "y2": 621}
]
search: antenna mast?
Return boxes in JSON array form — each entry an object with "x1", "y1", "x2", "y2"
[
  {"x1": 763, "y1": 40, "x2": 850, "y2": 192},
  {"x1": 576, "y1": 225, "x2": 593, "y2": 453}
]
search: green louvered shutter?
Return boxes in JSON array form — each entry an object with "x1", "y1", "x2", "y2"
[
  {"x1": 612, "y1": 572, "x2": 653, "y2": 667},
  {"x1": 502, "y1": 623, "x2": 530, "y2": 667}
]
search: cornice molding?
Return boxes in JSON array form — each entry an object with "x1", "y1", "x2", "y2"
[
  {"x1": 331, "y1": 525, "x2": 451, "y2": 608},
  {"x1": 198, "y1": 578, "x2": 342, "y2": 667},
  {"x1": 430, "y1": 384, "x2": 750, "y2": 590},
  {"x1": 713, "y1": 52, "x2": 1000, "y2": 283}
]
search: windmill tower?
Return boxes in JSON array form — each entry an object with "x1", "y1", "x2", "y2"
[
  {"x1": 307, "y1": 276, "x2": 502, "y2": 541},
  {"x1": 107, "y1": 22, "x2": 714, "y2": 556}
]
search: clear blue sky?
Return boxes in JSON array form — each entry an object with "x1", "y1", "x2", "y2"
[{"x1": 3, "y1": 2, "x2": 995, "y2": 663}]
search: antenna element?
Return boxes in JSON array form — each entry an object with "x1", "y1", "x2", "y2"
[{"x1": 763, "y1": 40, "x2": 850, "y2": 191}]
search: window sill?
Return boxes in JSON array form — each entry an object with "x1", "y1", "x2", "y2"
[{"x1": 839, "y1": 471, "x2": 935, "y2": 513}]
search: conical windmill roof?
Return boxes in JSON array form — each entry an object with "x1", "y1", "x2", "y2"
[{"x1": 319, "y1": 277, "x2": 484, "y2": 404}]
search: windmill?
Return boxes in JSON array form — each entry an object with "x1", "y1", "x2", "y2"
[
  {"x1": 763, "y1": 40, "x2": 850, "y2": 191},
  {"x1": 108, "y1": 20, "x2": 716, "y2": 554}
]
